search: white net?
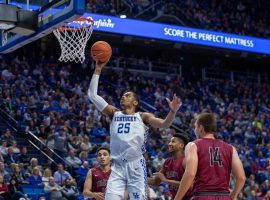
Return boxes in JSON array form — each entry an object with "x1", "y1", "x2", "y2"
[{"x1": 53, "y1": 18, "x2": 94, "y2": 63}]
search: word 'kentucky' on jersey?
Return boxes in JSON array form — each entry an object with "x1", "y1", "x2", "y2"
[{"x1": 114, "y1": 116, "x2": 137, "y2": 122}]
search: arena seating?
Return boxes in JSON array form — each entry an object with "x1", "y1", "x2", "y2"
[{"x1": 0, "y1": 50, "x2": 269, "y2": 199}]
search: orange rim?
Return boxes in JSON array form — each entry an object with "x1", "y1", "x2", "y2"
[{"x1": 56, "y1": 17, "x2": 94, "y2": 32}]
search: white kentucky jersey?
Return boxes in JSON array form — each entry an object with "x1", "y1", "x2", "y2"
[{"x1": 110, "y1": 111, "x2": 148, "y2": 161}]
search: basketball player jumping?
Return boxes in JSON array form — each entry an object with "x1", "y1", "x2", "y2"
[
  {"x1": 148, "y1": 133, "x2": 192, "y2": 200},
  {"x1": 88, "y1": 60, "x2": 181, "y2": 200},
  {"x1": 174, "y1": 113, "x2": 246, "y2": 200},
  {"x1": 83, "y1": 147, "x2": 111, "y2": 200}
]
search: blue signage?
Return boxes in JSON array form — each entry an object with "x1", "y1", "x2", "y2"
[
  {"x1": 80, "y1": 13, "x2": 270, "y2": 55},
  {"x1": 4, "y1": 2, "x2": 270, "y2": 55}
]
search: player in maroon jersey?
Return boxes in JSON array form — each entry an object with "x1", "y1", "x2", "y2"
[
  {"x1": 83, "y1": 147, "x2": 111, "y2": 200},
  {"x1": 148, "y1": 133, "x2": 192, "y2": 199},
  {"x1": 174, "y1": 113, "x2": 246, "y2": 200}
]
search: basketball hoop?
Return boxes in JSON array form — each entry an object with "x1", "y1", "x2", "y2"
[{"x1": 53, "y1": 17, "x2": 94, "y2": 63}]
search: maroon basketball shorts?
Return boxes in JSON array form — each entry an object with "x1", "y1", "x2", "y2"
[
  {"x1": 193, "y1": 197, "x2": 231, "y2": 200},
  {"x1": 193, "y1": 192, "x2": 231, "y2": 200}
]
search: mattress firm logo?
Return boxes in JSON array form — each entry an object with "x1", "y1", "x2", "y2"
[
  {"x1": 87, "y1": 17, "x2": 115, "y2": 29},
  {"x1": 70, "y1": 17, "x2": 115, "y2": 29}
]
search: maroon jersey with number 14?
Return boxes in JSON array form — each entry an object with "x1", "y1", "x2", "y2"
[
  {"x1": 193, "y1": 138, "x2": 233, "y2": 193},
  {"x1": 91, "y1": 167, "x2": 111, "y2": 195}
]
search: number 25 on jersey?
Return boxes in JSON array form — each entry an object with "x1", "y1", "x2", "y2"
[{"x1": 117, "y1": 123, "x2": 130, "y2": 134}]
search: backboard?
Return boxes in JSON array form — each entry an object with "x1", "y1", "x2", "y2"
[{"x1": 0, "y1": 0, "x2": 86, "y2": 53}]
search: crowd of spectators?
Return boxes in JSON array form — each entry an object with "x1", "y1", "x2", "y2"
[
  {"x1": 85, "y1": 0, "x2": 270, "y2": 38},
  {"x1": 0, "y1": 50, "x2": 269, "y2": 199},
  {"x1": 7, "y1": 0, "x2": 270, "y2": 38},
  {"x1": 155, "y1": 0, "x2": 270, "y2": 38}
]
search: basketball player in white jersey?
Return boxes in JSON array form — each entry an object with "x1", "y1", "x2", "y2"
[{"x1": 88, "y1": 60, "x2": 181, "y2": 200}]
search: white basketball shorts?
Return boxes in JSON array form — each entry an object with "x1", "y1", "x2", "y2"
[{"x1": 105, "y1": 156, "x2": 147, "y2": 200}]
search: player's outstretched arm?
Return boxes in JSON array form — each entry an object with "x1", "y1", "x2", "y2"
[
  {"x1": 83, "y1": 169, "x2": 105, "y2": 200},
  {"x1": 230, "y1": 147, "x2": 246, "y2": 200},
  {"x1": 174, "y1": 142, "x2": 197, "y2": 200},
  {"x1": 88, "y1": 60, "x2": 118, "y2": 119},
  {"x1": 142, "y1": 94, "x2": 181, "y2": 128}
]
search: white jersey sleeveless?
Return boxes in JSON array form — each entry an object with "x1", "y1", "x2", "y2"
[{"x1": 110, "y1": 111, "x2": 148, "y2": 161}]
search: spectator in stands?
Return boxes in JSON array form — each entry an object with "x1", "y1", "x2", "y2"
[
  {"x1": 79, "y1": 151, "x2": 89, "y2": 164},
  {"x1": 44, "y1": 176, "x2": 66, "y2": 200},
  {"x1": 46, "y1": 126, "x2": 56, "y2": 157},
  {"x1": 155, "y1": 185, "x2": 170, "y2": 200},
  {"x1": 29, "y1": 166, "x2": 43, "y2": 185},
  {"x1": 53, "y1": 163, "x2": 72, "y2": 186},
  {"x1": 237, "y1": 192, "x2": 245, "y2": 200},
  {"x1": 8, "y1": 177, "x2": 26, "y2": 200},
  {"x1": 11, "y1": 164, "x2": 25, "y2": 184},
  {"x1": 62, "y1": 178, "x2": 80, "y2": 200},
  {"x1": 0, "y1": 162, "x2": 10, "y2": 182},
  {"x1": 4, "y1": 147, "x2": 19, "y2": 165},
  {"x1": 23, "y1": 108, "x2": 32, "y2": 122},
  {"x1": 68, "y1": 135, "x2": 82, "y2": 153},
  {"x1": 53, "y1": 126, "x2": 69, "y2": 158},
  {"x1": 261, "y1": 180, "x2": 270, "y2": 196},
  {"x1": 65, "y1": 149, "x2": 82, "y2": 169},
  {"x1": 42, "y1": 168, "x2": 52, "y2": 185},
  {"x1": 101, "y1": 135, "x2": 110, "y2": 148},
  {"x1": 1, "y1": 68, "x2": 14, "y2": 80},
  {"x1": 76, "y1": 161, "x2": 90, "y2": 191},
  {"x1": 11, "y1": 141, "x2": 20, "y2": 154},
  {"x1": 152, "y1": 152, "x2": 165, "y2": 171},
  {"x1": 37, "y1": 124, "x2": 48, "y2": 143},
  {"x1": 18, "y1": 147, "x2": 31, "y2": 165},
  {"x1": 244, "y1": 180, "x2": 256, "y2": 197},
  {"x1": 27, "y1": 158, "x2": 41, "y2": 175},
  {"x1": 79, "y1": 136, "x2": 94, "y2": 153},
  {"x1": 92, "y1": 122, "x2": 108, "y2": 139},
  {"x1": 0, "y1": 175, "x2": 9, "y2": 199},
  {"x1": 247, "y1": 190, "x2": 260, "y2": 200},
  {"x1": 2, "y1": 97, "x2": 14, "y2": 114},
  {"x1": 99, "y1": 114, "x2": 110, "y2": 131},
  {"x1": 85, "y1": 116, "x2": 94, "y2": 134},
  {"x1": 0, "y1": 141, "x2": 8, "y2": 156},
  {"x1": 78, "y1": 121, "x2": 86, "y2": 136},
  {"x1": 1, "y1": 129, "x2": 15, "y2": 146}
]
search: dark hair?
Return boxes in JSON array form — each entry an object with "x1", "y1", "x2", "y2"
[
  {"x1": 97, "y1": 147, "x2": 110, "y2": 155},
  {"x1": 173, "y1": 133, "x2": 189, "y2": 146},
  {"x1": 64, "y1": 177, "x2": 72, "y2": 184},
  {"x1": 57, "y1": 163, "x2": 64, "y2": 167},
  {"x1": 196, "y1": 113, "x2": 216, "y2": 133},
  {"x1": 9, "y1": 177, "x2": 19, "y2": 186}
]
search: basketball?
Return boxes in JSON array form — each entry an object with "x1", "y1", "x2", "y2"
[{"x1": 90, "y1": 41, "x2": 112, "y2": 62}]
